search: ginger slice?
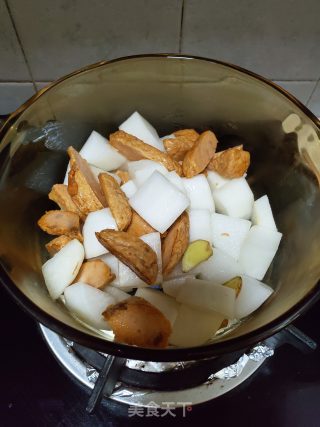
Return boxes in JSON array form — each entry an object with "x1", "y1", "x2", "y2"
[
  {"x1": 182, "y1": 240, "x2": 213, "y2": 272},
  {"x1": 207, "y1": 145, "x2": 250, "y2": 178},
  {"x1": 38, "y1": 210, "x2": 83, "y2": 241},
  {"x1": 182, "y1": 130, "x2": 218, "y2": 178},
  {"x1": 74, "y1": 259, "x2": 115, "y2": 289},
  {"x1": 99, "y1": 173, "x2": 132, "y2": 231},
  {"x1": 96, "y1": 229, "x2": 158, "y2": 285},
  {"x1": 67, "y1": 147, "x2": 106, "y2": 215},
  {"x1": 126, "y1": 211, "x2": 156, "y2": 237},
  {"x1": 115, "y1": 169, "x2": 130, "y2": 184},
  {"x1": 49, "y1": 184, "x2": 85, "y2": 221},
  {"x1": 109, "y1": 130, "x2": 182, "y2": 176},
  {"x1": 163, "y1": 129, "x2": 199, "y2": 161},
  {"x1": 103, "y1": 296, "x2": 171, "y2": 348},
  {"x1": 162, "y1": 212, "x2": 189, "y2": 277},
  {"x1": 45, "y1": 235, "x2": 73, "y2": 256}
]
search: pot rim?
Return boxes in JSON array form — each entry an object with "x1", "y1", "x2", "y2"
[{"x1": 1, "y1": 53, "x2": 320, "y2": 362}]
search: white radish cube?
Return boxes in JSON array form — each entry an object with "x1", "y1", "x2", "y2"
[
  {"x1": 182, "y1": 175, "x2": 215, "y2": 212},
  {"x1": 238, "y1": 225, "x2": 282, "y2": 280},
  {"x1": 98, "y1": 253, "x2": 119, "y2": 285},
  {"x1": 63, "y1": 163, "x2": 70, "y2": 185},
  {"x1": 135, "y1": 288, "x2": 179, "y2": 326},
  {"x1": 169, "y1": 304, "x2": 224, "y2": 347},
  {"x1": 193, "y1": 247, "x2": 244, "y2": 285},
  {"x1": 161, "y1": 133, "x2": 175, "y2": 141},
  {"x1": 90, "y1": 165, "x2": 121, "y2": 185},
  {"x1": 176, "y1": 278, "x2": 236, "y2": 318},
  {"x1": 211, "y1": 213, "x2": 251, "y2": 260},
  {"x1": 206, "y1": 170, "x2": 230, "y2": 190},
  {"x1": 118, "y1": 260, "x2": 148, "y2": 289},
  {"x1": 119, "y1": 111, "x2": 164, "y2": 151},
  {"x1": 213, "y1": 177, "x2": 254, "y2": 219},
  {"x1": 80, "y1": 131, "x2": 126, "y2": 171},
  {"x1": 120, "y1": 180, "x2": 138, "y2": 198},
  {"x1": 83, "y1": 208, "x2": 117, "y2": 259},
  {"x1": 166, "y1": 263, "x2": 183, "y2": 279},
  {"x1": 129, "y1": 171, "x2": 189, "y2": 233},
  {"x1": 251, "y1": 195, "x2": 277, "y2": 231},
  {"x1": 64, "y1": 282, "x2": 114, "y2": 329},
  {"x1": 188, "y1": 209, "x2": 213, "y2": 244},
  {"x1": 162, "y1": 275, "x2": 196, "y2": 298},
  {"x1": 106, "y1": 286, "x2": 130, "y2": 303},
  {"x1": 42, "y1": 239, "x2": 84, "y2": 300},
  {"x1": 134, "y1": 165, "x2": 167, "y2": 186},
  {"x1": 235, "y1": 276, "x2": 273, "y2": 319},
  {"x1": 166, "y1": 171, "x2": 187, "y2": 194},
  {"x1": 127, "y1": 160, "x2": 164, "y2": 177},
  {"x1": 140, "y1": 232, "x2": 162, "y2": 283}
]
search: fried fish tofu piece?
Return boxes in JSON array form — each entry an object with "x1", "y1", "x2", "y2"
[
  {"x1": 109, "y1": 130, "x2": 182, "y2": 176},
  {"x1": 67, "y1": 147, "x2": 106, "y2": 215},
  {"x1": 49, "y1": 184, "x2": 85, "y2": 221},
  {"x1": 207, "y1": 145, "x2": 250, "y2": 178},
  {"x1": 38, "y1": 210, "x2": 83, "y2": 241},
  {"x1": 45, "y1": 235, "x2": 73, "y2": 256},
  {"x1": 182, "y1": 130, "x2": 218, "y2": 178},
  {"x1": 162, "y1": 212, "x2": 189, "y2": 277},
  {"x1": 99, "y1": 173, "x2": 132, "y2": 231},
  {"x1": 126, "y1": 211, "x2": 156, "y2": 237},
  {"x1": 96, "y1": 229, "x2": 158, "y2": 285},
  {"x1": 74, "y1": 259, "x2": 115, "y2": 289},
  {"x1": 163, "y1": 129, "x2": 199, "y2": 161},
  {"x1": 103, "y1": 296, "x2": 172, "y2": 348}
]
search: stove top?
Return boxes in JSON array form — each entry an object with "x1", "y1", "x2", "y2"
[{"x1": 1, "y1": 283, "x2": 320, "y2": 427}]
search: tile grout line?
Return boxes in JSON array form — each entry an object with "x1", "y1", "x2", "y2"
[
  {"x1": 306, "y1": 79, "x2": 320, "y2": 106},
  {"x1": 178, "y1": 0, "x2": 185, "y2": 53},
  {"x1": 4, "y1": 0, "x2": 37, "y2": 92}
]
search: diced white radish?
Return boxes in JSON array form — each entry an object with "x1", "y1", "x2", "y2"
[
  {"x1": 213, "y1": 177, "x2": 254, "y2": 219},
  {"x1": 64, "y1": 282, "x2": 114, "y2": 329},
  {"x1": 118, "y1": 260, "x2": 148, "y2": 289},
  {"x1": 182, "y1": 175, "x2": 215, "y2": 212},
  {"x1": 238, "y1": 225, "x2": 282, "y2": 280},
  {"x1": 176, "y1": 278, "x2": 236, "y2": 318},
  {"x1": 166, "y1": 263, "x2": 183, "y2": 279},
  {"x1": 282, "y1": 113, "x2": 301, "y2": 134},
  {"x1": 120, "y1": 180, "x2": 138, "y2": 198},
  {"x1": 160, "y1": 133, "x2": 175, "y2": 141},
  {"x1": 90, "y1": 165, "x2": 121, "y2": 185},
  {"x1": 166, "y1": 171, "x2": 187, "y2": 194},
  {"x1": 63, "y1": 163, "x2": 70, "y2": 185},
  {"x1": 134, "y1": 165, "x2": 168, "y2": 186},
  {"x1": 129, "y1": 171, "x2": 189, "y2": 233},
  {"x1": 135, "y1": 288, "x2": 179, "y2": 326},
  {"x1": 80, "y1": 131, "x2": 126, "y2": 171},
  {"x1": 206, "y1": 170, "x2": 230, "y2": 190},
  {"x1": 188, "y1": 209, "x2": 213, "y2": 244},
  {"x1": 83, "y1": 208, "x2": 117, "y2": 259},
  {"x1": 42, "y1": 239, "x2": 84, "y2": 300},
  {"x1": 140, "y1": 232, "x2": 162, "y2": 283},
  {"x1": 98, "y1": 253, "x2": 119, "y2": 285},
  {"x1": 211, "y1": 213, "x2": 251, "y2": 260},
  {"x1": 251, "y1": 195, "x2": 277, "y2": 231},
  {"x1": 127, "y1": 160, "x2": 163, "y2": 177},
  {"x1": 162, "y1": 275, "x2": 196, "y2": 298},
  {"x1": 119, "y1": 111, "x2": 164, "y2": 151},
  {"x1": 106, "y1": 286, "x2": 130, "y2": 303},
  {"x1": 235, "y1": 276, "x2": 274, "y2": 319},
  {"x1": 193, "y1": 247, "x2": 244, "y2": 285},
  {"x1": 169, "y1": 304, "x2": 224, "y2": 347}
]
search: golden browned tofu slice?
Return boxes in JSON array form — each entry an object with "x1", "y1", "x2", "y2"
[
  {"x1": 45, "y1": 235, "x2": 73, "y2": 256},
  {"x1": 67, "y1": 147, "x2": 106, "y2": 215},
  {"x1": 182, "y1": 130, "x2": 218, "y2": 178},
  {"x1": 99, "y1": 173, "x2": 132, "y2": 231},
  {"x1": 162, "y1": 212, "x2": 189, "y2": 277},
  {"x1": 207, "y1": 145, "x2": 250, "y2": 178},
  {"x1": 115, "y1": 169, "x2": 130, "y2": 184},
  {"x1": 96, "y1": 229, "x2": 158, "y2": 285},
  {"x1": 74, "y1": 259, "x2": 115, "y2": 289},
  {"x1": 103, "y1": 296, "x2": 172, "y2": 348},
  {"x1": 126, "y1": 211, "x2": 156, "y2": 237},
  {"x1": 49, "y1": 184, "x2": 85, "y2": 221},
  {"x1": 109, "y1": 130, "x2": 182, "y2": 176},
  {"x1": 163, "y1": 129, "x2": 199, "y2": 161},
  {"x1": 38, "y1": 210, "x2": 83, "y2": 241}
]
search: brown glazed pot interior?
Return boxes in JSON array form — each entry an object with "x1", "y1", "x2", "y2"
[{"x1": 0, "y1": 54, "x2": 320, "y2": 361}]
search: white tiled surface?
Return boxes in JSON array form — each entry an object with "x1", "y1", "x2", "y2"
[
  {"x1": 7, "y1": 0, "x2": 182, "y2": 81},
  {"x1": 0, "y1": 83, "x2": 35, "y2": 114},
  {"x1": 273, "y1": 81, "x2": 317, "y2": 105},
  {"x1": 308, "y1": 81, "x2": 320, "y2": 117}
]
